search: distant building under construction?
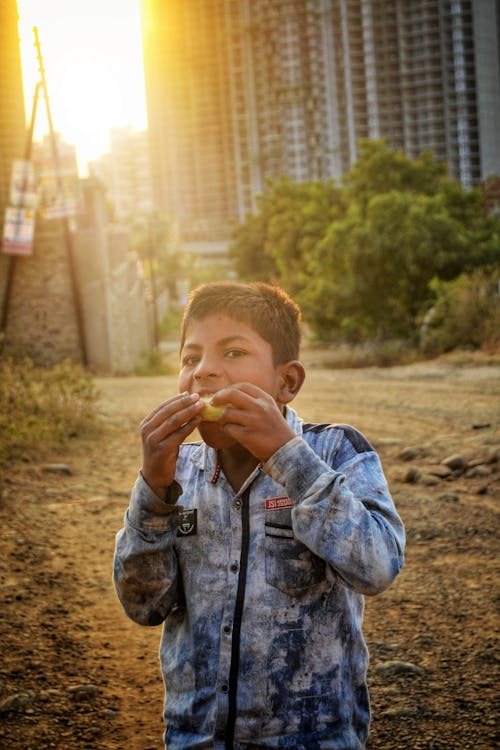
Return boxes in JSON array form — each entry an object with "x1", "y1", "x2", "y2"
[
  {"x1": 89, "y1": 126, "x2": 155, "y2": 222},
  {"x1": 140, "y1": 0, "x2": 500, "y2": 249}
]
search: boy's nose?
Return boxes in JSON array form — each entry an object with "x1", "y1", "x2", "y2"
[{"x1": 193, "y1": 355, "x2": 219, "y2": 380}]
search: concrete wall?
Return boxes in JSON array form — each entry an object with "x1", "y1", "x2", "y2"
[
  {"x1": 1, "y1": 178, "x2": 155, "y2": 373},
  {"x1": 0, "y1": 219, "x2": 83, "y2": 365},
  {"x1": 76, "y1": 226, "x2": 155, "y2": 373}
]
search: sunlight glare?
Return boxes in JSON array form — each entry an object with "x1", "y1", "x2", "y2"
[{"x1": 17, "y1": 0, "x2": 147, "y2": 175}]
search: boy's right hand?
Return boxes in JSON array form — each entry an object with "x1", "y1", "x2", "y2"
[{"x1": 140, "y1": 392, "x2": 203, "y2": 499}]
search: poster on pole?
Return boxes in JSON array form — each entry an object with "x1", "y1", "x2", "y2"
[
  {"x1": 34, "y1": 138, "x2": 82, "y2": 219},
  {"x1": 2, "y1": 206, "x2": 36, "y2": 256},
  {"x1": 9, "y1": 160, "x2": 38, "y2": 209}
]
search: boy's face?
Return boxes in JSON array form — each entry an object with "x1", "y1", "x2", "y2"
[{"x1": 179, "y1": 314, "x2": 284, "y2": 449}]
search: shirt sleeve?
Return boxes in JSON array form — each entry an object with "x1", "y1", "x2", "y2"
[
  {"x1": 263, "y1": 434, "x2": 405, "y2": 595},
  {"x1": 113, "y1": 473, "x2": 184, "y2": 626}
]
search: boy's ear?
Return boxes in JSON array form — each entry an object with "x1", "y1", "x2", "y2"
[{"x1": 277, "y1": 360, "x2": 306, "y2": 404}]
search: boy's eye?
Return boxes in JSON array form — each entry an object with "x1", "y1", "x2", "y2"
[
  {"x1": 225, "y1": 349, "x2": 246, "y2": 359},
  {"x1": 181, "y1": 355, "x2": 200, "y2": 367}
]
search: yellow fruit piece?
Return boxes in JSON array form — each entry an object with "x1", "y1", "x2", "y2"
[{"x1": 200, "y1": 397, "x2": 227, "y2": 422}]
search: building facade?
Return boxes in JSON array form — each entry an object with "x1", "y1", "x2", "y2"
[
  {"x1": 140, "y1": 0, "x2": 500, "y2": 244},
  {"x1": 88, "y1": 126, "x2": 155, "y2": 222},
  {"x1": 0, "y1": 0, "x2": 27, "y2": 230}
]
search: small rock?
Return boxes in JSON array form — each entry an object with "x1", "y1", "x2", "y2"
[
  {"x1": 439, "y1": 492, "x2": 460, "y2": 503},
  {"x1": 403, "y1": 467, "x2": 421, "y2": 483},
  {"x1": 103, "y1": 708, "x2": 119, "y2": 717},
  {"x1": 420, "y1": 473, "x2": 440, "y2": 486},
  {"x1": 39, "y1": 689, "x2": 61, "y2": 701},
  {"x1": 0, "y1": 691, "x2": 36, "y2": 715},
  {"x1": 486, "y1": 447, "x2": 499, "y2": 464},
  {"x1": 399, "y1": 447, "x2": 421, "y2": 462},
  {"x1": 424, "y1": 464, "x2": 453, "y2": 478},
  {"x1": 465, "y1": 466, "x2": 491, "y2": 478},
  {"x1": 441, "y1": 454, "x2": 468, "y2": 472},
  {"x1": 66, "y1": 684, "x2": 100, "y2": 701},
  {"x1": 41, "y1": 463, "x2": 73, "y2": 475},
  {"x1": 467, "y1": 456, "x2": 490, "y2": 468},
  {"x1": 375, "y1": 660, "x2": 424, "y2": 678}
]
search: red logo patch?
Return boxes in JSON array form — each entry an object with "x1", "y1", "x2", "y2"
[{"x1": 265, "y1": 496, "x2": 293, "y2": 511}]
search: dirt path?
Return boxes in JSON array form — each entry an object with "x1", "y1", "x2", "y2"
[{"x1": 0, "y1": 362, "x2": 498, "y2": 749}]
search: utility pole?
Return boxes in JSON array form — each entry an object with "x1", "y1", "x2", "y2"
[
  {"x1": 33, "y1": 26, "x2": 88, "y2": 365},
  {"x1": 1, "y1": 29, "x2": 88, "y2": 363}
]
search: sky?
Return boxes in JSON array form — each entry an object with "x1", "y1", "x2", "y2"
[{"x1": 17, "y1": 0, "x2": 148, "y2": 175}]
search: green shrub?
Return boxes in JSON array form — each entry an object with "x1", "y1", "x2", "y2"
[
  {"x1": 421, "y1": 269, "x2": 500, "y2": 355},
  {"x1": 0, "y1": 358, "x2": 100, "y2": 464}
]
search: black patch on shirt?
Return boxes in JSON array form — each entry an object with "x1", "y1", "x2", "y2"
[
  {"x1": 177, "y1": 509, "x2": 197, "y2": 537},
  {"x1": 303, "y1": 422, "x2": 373, "y2": 454}
]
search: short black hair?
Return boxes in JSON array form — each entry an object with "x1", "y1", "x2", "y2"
[{"x1": 180, "y1": 281, "x2": 302, "y2": 364}]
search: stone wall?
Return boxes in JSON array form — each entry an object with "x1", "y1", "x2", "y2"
[
  {"x1": 0, "y1": 219, "x2": 83, "y2": 365},
  {"x1": 0, "y1": 179, "x2": 155, "y2": 373}
]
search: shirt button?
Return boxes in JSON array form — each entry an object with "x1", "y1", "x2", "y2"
[
  {"x1": 221, "y1": 684, "x2": 229, "y2": 693},
  {"x1": 230, "y1": 562, "x2": 239, "y2": 573},
  {"x1": 223, "y1": 624, "x2": 231, "y2": 634},
  {"x1": 234, "y1": 499, "x2": 242, "y2": 509}
]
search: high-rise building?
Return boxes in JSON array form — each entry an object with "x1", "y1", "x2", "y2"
[
  {"x1": 336, "y1": 0, "x2": 500, "y2": 190},
  {"x1": 0, "y1": 0, "x2": 27, "y2": 226},
  {"x1": 89, "y1": 126, "x2": 155, "y2": 221},
  {"x1": 141, "y1": 1, "x2": 242, "y2": 251},
  {"x1": 140, "y1": 0, "x2": 500, "y2": 247}
]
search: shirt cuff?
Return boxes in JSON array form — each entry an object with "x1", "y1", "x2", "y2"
[
  {"x1": 263, "y1": 435, "x2": 340, "y2": 503},
  {"x1": 127, "y1": 473, "x2": 183, "y2": 529}
]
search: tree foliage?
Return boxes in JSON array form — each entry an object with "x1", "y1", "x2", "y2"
[
  {"x1": 228, "y1": 140, "x2": 500, "y2": 343},
  {"x1": 421, "y1": 269, "x2": 500, "y2": 354},
  {"x1": 229, "y1": 177, "x2": 343, "y2": 291},
  {"x1": 130, "y1": 212, "x2": 185, "y2": 297}
]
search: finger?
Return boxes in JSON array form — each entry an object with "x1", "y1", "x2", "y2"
[
  {"x1": 140, "y1": 392, "x2": 189, "y2": 425},
  {"x1": 211, "y1": 383, "x2": 270, "y2": 409},
  {"x1": 142, "y1": 397, "x2": 202, "y2": 444},
  {"x1": 141, "y1": 393, "x2": 199, "y2": 432},
  {"x1": 162, "y1": 414, "x2": 202, "y2": 444}
]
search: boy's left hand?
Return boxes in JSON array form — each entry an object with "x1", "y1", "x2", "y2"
[{"x1": 210, "y1": 383, "x2": 296, "y2": 462}]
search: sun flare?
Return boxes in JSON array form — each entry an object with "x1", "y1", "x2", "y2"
[{"x1": 17, "y1": 0, "x2": 147, "y2": 175}]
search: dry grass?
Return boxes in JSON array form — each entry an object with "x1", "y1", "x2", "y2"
[{"x1": 0, "y1": 358, "x2": 101, "y2": 465}]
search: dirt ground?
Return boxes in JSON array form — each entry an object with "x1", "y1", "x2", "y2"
[{"x1": 0, "y1": 359, "x2": 498, "y2": 749}]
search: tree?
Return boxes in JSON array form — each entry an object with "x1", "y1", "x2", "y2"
[
  {"x1": 342, "y1": 139, "x2": 447, "y2": 210},
  {"x1": 228, "y1": 177, "x2": 343, "y2": 292},
  {"x1": 130, "y1": 212, "x2": 185, "y2": 298},
  {"x1": 229, "y1": 140, "x2": 500, "y2": 343}
]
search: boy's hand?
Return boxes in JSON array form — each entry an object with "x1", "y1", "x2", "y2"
[
  {"x1": 140, "y1": 392, "x2": 203, "y2": 498},
  {"x1": 210, "y1": 384, "x2": 295, "y2": 462}
]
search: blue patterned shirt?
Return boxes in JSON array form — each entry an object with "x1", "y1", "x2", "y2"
[{"x1": 113, "y1": 407, "x2": 405, "y2": 749}]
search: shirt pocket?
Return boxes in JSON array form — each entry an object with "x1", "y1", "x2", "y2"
[{"x1": 264, "y1": 510, "x2": 326, "y2": 596}]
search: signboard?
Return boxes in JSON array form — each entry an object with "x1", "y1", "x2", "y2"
[
  {"x1": 34, "y1": 140, "x2": 82, "y2": 219},
  {"x1": 9, "y1": 160, "x2": 38, "y2": 209},
  {"x1": 2, "y1": 160, "x2": 37, "y2": 255},
  {"x1": 2, "y1": 207, "x2": 36, "y2": 256}
]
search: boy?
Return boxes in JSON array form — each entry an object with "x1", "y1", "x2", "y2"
[{"x1": 113, "y1": 281, "x2": 405, "y2": 749}]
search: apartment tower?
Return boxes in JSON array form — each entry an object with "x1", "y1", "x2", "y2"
[{"x1": 140, "y1": 0, "x2": 500, "y2": 246}]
